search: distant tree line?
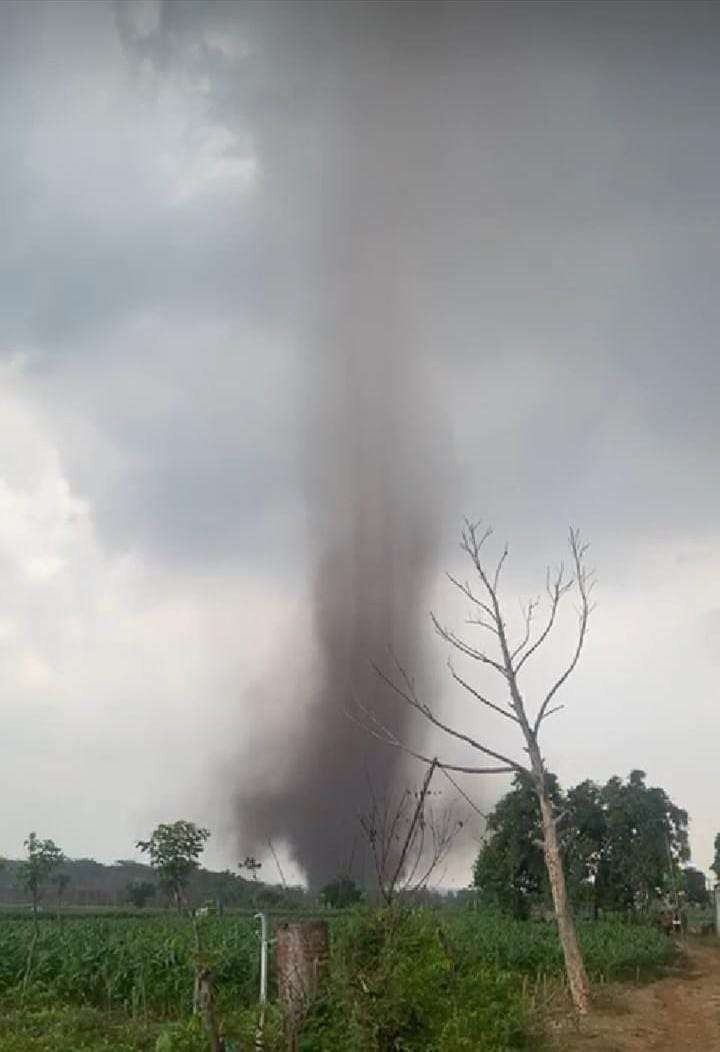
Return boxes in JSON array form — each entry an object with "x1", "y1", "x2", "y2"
[{"x1": 0, "y1": 829, "x2": 309, "y2": 912}]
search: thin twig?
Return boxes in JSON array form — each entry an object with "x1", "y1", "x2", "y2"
[
  {"x1": 439, "y1": 766, "x2": 489, "y2": 820},
  {"x1": 448, "y1": 660, "x2": 520, "y2": 724},
  {"x1": 533, "y1": 529, "x2": 593, "y2": 735},
  {"x1": 346, "y1": 698, "x2": 516, "y2": 775},
  {"x1": 373, "y1": 656, "x2": 523, "y2": 772},
  {"x1": 431, "y1": 615, "x2": 508, "y2": 676}
]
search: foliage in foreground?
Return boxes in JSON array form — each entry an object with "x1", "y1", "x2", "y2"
[
  {"x1": 0, "y1": 996, "x2": 284, "y2": 1052},
  {"x1": 0, "y1": 997, "x2": 159, "y2": 1052},
  {"x1": 447, "y1": 911, "x2": 674, "y2": 982},
  {"x1": 0, "y1": 909, "x2": 674, "y2": 1015},
  {"x1": 302, "y1": 908, "x2": 532, "y2": 1052},
  {"x1": 0, "y1": 907, "x2": 675, "y2": 1050},
  {"x1": 0, "y1": 915, "x2": 259, "y2": 1016}
]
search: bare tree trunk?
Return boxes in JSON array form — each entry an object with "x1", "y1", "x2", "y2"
[
  {"x1": 537, "y1": 787, "x2": 590, "y2": 1014},
  {"x1": 365, "y1": 521, "x2": 597, "y2": 1014},
  {"x1": 197, "y1": 968, "x2": 224, "y2": 1052}
]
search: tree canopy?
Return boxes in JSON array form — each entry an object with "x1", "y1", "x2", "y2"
[
  {"x1": 125, "y1": 879, "x2": 157, "y2": 909},
  {"x1": 320, "y1": 876, "x2": 364, "y2": 909},
  {"x1": 682, "y1": 866, "x2": 709, "y2": 906},
  {"x1": 136, "y1": 821, "x2": 210, "y2": 911},
  {"x1": 711, "y1": 833, "x2": 720, "y2": 884},
  {"x1": 474, "y1": 771, "x2": 690, "y2": 918},
  {"x1": 472, "y1": 772, "x2": 561, "y2": 918},
  {"x1": 17, "y1": 833, "x2": 65, "y2": 915}
]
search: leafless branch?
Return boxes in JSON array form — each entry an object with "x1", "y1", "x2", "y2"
[
  {"x1": 373, "y1": 654, "x2": 524, "y2": 772},
  {"x1": 358, "y1": 764, "x2": 465, "y2": 905},
  {"x1": 410, "y1": 808, "x2": 461, "y2": 892},
  {"x1": 448, "y1": 660, "x2": 520, "y2": 724},
  {"x1": 346, "y1": 696, "x2": 517, "y2": 776},
  {"x1": 510, "y1": 596, "x2": 540, "y2": 661},
  {"x1": 446, "y1": 573, "x2": 499, "y2": 624},
  {"x1": 431, "y1": 614, "x2": 508, "y2": 676},
  {"x1": 438, "y1": 766, "x2": 489, "y2": 820},
  {"x1": 267, "y1": 839, "x2": 288, "y2": 892},
  {"x1": 465, "y1": 614, "x2": 500, "y2": 637},
  {"x1": 386, "y1": 760, "x2": 437, "y2": 901},
  {"x1": 493, "y1": 542, "x2": 509, "y2": 592},
  {"x1": 460, "y1": 520, "x2": 493, "y2": 557},
  {"x1": 514, "y1": 565, "x2": 574, "y2": 673},
  {"x1": 533, "y1": 528, "x2": 594, "y2": 735}
]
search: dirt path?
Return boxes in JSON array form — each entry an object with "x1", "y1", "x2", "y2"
[{"x1": 550, "y1": 939, "x2": 720, "y2": 1051}]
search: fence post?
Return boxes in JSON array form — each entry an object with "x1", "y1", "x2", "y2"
[
  {"x1": 197, "y1": 967, "x2": 223, "y2": 1052},
  {"x1": 275, "y1": 920, "x2": 329, "y2": 1051},
  {"x1": 254, "y1": 912, "x2": 269, "y2": 1051}
]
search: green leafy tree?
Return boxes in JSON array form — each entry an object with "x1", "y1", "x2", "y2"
[
  {"x1": 50, "y1": 871, "x2": 71, "y2": 913},
  {"x1": 473, "y1": 772, "x2": 560, "y2": 918},
  {"x1": 474, "y1": 771, "x2": 690, "y2": 919},
  {"x1": 126, "y1": 879, "x2": 157, "y2": 909},
  {"x1": 136, "y1": 821, "x2": 210, "y2": 912},
  {"x1": 255, "y1": 886, "x2": 283, "y2": 909},
  {"x1": 563, "y1": 780, "x2": 607, "y2": 917},
  {"x1": 711, "y1": 833, "x2": 720, "y2": 884},
  {"x1": 683, "y1": 866, "x2": 709, "y2": 906},
  {"x1": 598, "y1": 770, "x2": 689, "y2": 912},
  {"x1": 320, "y1": 876, "x2": 364, "y2": 909},
  {"x1": 17, "y1": 833, "x2": 64, "y2": 917},
  {"x1": 204, "y1": 869, "x2": 237, "y2": 912},
  {"x1": 136, "y1": 823, "x2": 219, "y2": 1036}
]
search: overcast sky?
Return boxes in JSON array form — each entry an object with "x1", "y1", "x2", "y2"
[{"x1": 1, "y1": 0, "x2": 719, "y2": 881}]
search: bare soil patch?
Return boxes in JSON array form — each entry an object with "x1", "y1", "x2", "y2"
[{"x1": 548, "y1": 939, "x2": 720, "y2": 1051}]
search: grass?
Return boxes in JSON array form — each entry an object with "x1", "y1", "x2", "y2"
[{"x1": 0, "y1": 999, "x2": 160, "y2": 1052}]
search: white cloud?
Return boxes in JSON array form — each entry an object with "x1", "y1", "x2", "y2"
[
  {"x1": 169, "y1": 123, "x2": 258, "y2": 204},
  {"x1": 0, "y1": 363, "x2": 306, "y2": 866}
]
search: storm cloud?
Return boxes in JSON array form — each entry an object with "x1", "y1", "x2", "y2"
[{"x1": 1, "y1": 0, "x2": 719, "y2": 878}]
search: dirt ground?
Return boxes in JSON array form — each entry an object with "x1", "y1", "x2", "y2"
[{"x1": 548, "y1": 938, "x2": 720, "y2": 1051}]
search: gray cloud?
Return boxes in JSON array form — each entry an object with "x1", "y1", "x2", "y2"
[{"x1": 0, "y1": 0, "x2": 719, "y2": 875}]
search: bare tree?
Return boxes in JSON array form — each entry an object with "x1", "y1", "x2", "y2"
[
  {"x1": 357, "y1": 521, "x2": 595, "y2": 1013},
  {"x1": 358, "y1": 760, "x2": 464, "y2": 906}
]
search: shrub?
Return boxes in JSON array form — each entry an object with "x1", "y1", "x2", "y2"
[{"x1": 301, "y1": 908, "x2": 530, "y2": 1051}]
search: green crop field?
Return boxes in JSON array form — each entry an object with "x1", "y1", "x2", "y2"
[
  {"x1": 0, "y1": 909, "x2": 675, "y2": 1051},
  {"x1": 442, "y1": 911, "x2": 675, "y2": 982},
  {"x1": 0, "y1": 914, "x2": 259, "y2": 1016}
]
